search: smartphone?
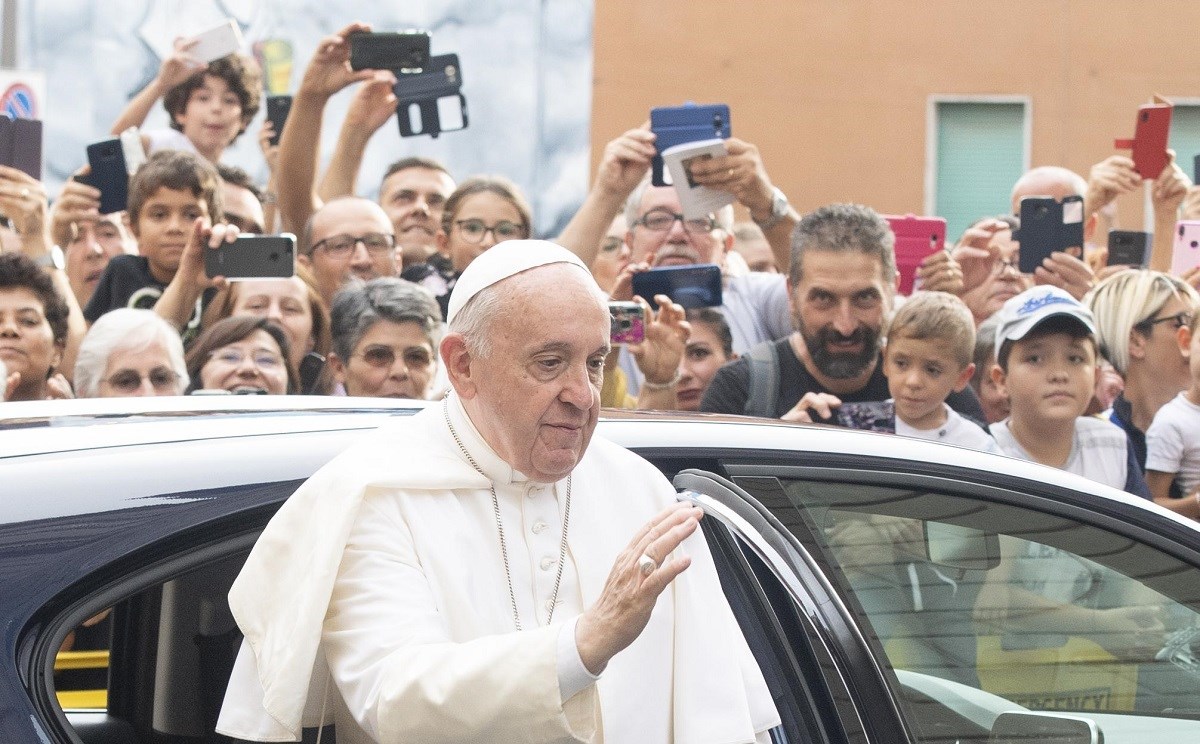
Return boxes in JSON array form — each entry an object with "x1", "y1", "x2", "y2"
[
  {"x1": 1106, "y1": 229, "x2": 1151, "y2": 267},
  {"x1": 835, "y1": 400, "x2": 895, "y2": 433},
  {"x1": 265, "y1": 95, "x2": 292, "y2": 146},
  {"x1": 631, "y1": 264, "x2": 723, "y2": 310},
  {"x1": 349, "y1": 31, "x2": 430, "y2": 72},
  {"x1": 1017, "y1": 195, "x2": 1084, "y2": 274},
  {"x1": 298, "y1": 351, "x2": 325, "y2": 395},
  {"x1": 608, "y1": 301, "x2": 646, "y2": 345},
  {"x1": 393, "y1": 53, "x2": 468, "y2": 138},
  {"x1": 187, "y1": 19, "x2": 243, "y2": 64},
  {"x1": 650, "y1": 103, "x2": 731, "y2": 187},
  {"x1": 205, "y1": 233, "x2": 296, "y2": 280},
  {"x1": 0, "y1": 116, "x2": 43, "y2": 180},
  {"x1": 80, "y1": 138, "x2": 130, "y2": 215},
  {"x1": 1115, "y1": 100, "x2": 1173, "y2": 179},
  {"x1": 1172, "y1": 220, "x2": 1200, "y2": 275},
  {"x1": 885, "y1": 214, "x2": 946, "y2": 295}
]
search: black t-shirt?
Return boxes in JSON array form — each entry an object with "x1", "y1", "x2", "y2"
[
  {"x1": 83, "y1": 254, "x2": 166, "y2": 323},
  {"x1": 699, "y1": 336, "x2": 987, "y2": 424}
]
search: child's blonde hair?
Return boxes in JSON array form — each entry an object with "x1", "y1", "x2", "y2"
[{"x1": 886, "y1": 291, "x2": 975, "y2": 369}]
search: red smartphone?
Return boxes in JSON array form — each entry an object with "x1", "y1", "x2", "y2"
[
  {"x1": 885, "y1": 214, "x2": 946, "y2": 295},
  {"x1": 1115, "y1": 100, "x2": 1173, "y2": 179},
  {"x1": 1172, "y1": 220, "x2": 1200, "y2": 276}
]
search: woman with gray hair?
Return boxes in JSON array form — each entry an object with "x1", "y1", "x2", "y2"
[
  {"x1": 1086, "y1": 269, "x2": 1199, "y2": 475},
  {"x1": 327, "y1": 277, "x2": 443, "y2": 399},
  {"x1": 74, "y1": 308, "x2": 188, "y2": 397}
]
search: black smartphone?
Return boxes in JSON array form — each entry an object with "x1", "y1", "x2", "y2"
[
  {"x1": 0, "y1": 117, "x2": 43, "y2": 180},
  {"x1": 349, "y1": 31, "x2": 430, "y2": 72},
  {"x1": 393, "y1": 53, "x2": 468, "y2": 138},
  {"x1": 631, "y1": 264, "x2": 723, "y2": 310},
  {"x1": 1106, "y1": 229, "x2": 1151, "y2": 267},
  {"x1": 649, "y1": 103, "x2": 731, "y2": 187},
  {"x1": 205, "y1": 233, "x2": 296, "y2": 280},
  {"x1": 1016, "y1": 195, "x2": 1084, "y2": 274},
  {"x1": 1194, "y1": 153, "x2": 1200, "y2": 186},
  {"x1": 835, "y1": 400, "x2": 895, "y2": 433},
  {"x1": 607, "y1": 301, "x2": 646, "y2": 345},
  {"x1": 80, "y1": 138, "x2": 130, "y2": 215},
  {"x1": 265, "y1": 95, "x2": 292, "y2": 146}
]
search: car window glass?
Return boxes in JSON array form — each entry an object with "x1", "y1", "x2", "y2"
[{"x1": 735, "y1": 476, "x2": 1200, "y2": 743}]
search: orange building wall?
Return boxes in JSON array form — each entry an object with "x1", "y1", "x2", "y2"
[{"x1": 591, "y1": 1, "x2": 1198, "y2": 232}]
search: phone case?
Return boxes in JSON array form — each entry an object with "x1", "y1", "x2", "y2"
[
  {"x1": 1017, "y1": 195, "x2": 1084, "y2": 274},
  {"x1": 1106, "y1": 230, "x2": 1151, "y2": 267},
  {"x1": 835, "y1": 400, "x2": 895, "y2": 433},
  {"x1": 1115, "y1": 101, "x2": 1173, "y2": 179},
  {"x1": 0, "y1": 117, "x2": 42, "y2": 180},
  {"x1": 265, "y1": 95, "x2": 292, "y2": 146},
  {"x1": 349, "y1": 31, "x2": 430, "y2": 71},
  {"x1": 1172, "y1": 221, "x2": 1200, "y2": 276},
  {"x1": 205, "y1": 234, "x2": 296, "y2": 280},
  {"x1": 393, "y1": 54, "x2": 468, "y2": 138},
  {"x1": 631, "y1": 264, "x2": 723, "y2": 310},
  {"x1": 188, "y1": 19, "x2": 243, "y2": 64},
  {"x1": 885, "y1": 214, "x2": 946, "y2": 295},
  {"x1": 81, "y1": 138, "x2": 130, "y2": 215},
  {"x1": 649, "y1": 103, "x2": 731, "y2": 187},
  {"x1": 608, "y1": 301, "x2": 646, "y2": 345}
]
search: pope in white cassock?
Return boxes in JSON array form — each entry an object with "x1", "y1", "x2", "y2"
[{"x1": 216, "y1": 240, "x2": 780, "y2": 743}]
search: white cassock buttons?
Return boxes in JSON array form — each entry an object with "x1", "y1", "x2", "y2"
[
  {"x1": 539, "y1": 556, "x2": 555, "y2": 571},
  {"x1": 532, "y1": 521, "x2": 548, "y2": 534}
]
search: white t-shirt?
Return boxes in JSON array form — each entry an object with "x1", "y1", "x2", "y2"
[
  {"x1": 989, "y1": 416, "x2": 1129, "y2": 491},
  {"x1": 1146, "y1": 392, "x2": 1200, "y2": 497},
  {"x1": 894, "y1": 403, "x2": 1000, "y2": 454},
  {"x1": 143, "y1": 128, "x2": 199, "y2": 156}
]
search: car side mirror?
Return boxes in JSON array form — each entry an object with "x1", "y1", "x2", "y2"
[
  {"x1": 989, "y1": 711, "x2": 1103, "y2": 743},
  {"x1": 924, "y1": 521, "x2": 1001, "y2": 572}
]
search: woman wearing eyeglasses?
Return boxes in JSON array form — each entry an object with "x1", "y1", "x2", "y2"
[
  {"x1": 1086, "y1": 269, "x2": 1200, "y2": 478},
  {"x1": 73, "y1": 309, "x2": 188, "y2": 397},
  {"x1": 184, "y1": 315, "x2": 298, "y2": 395},
  {"x1": 326, "y1": 277, "x2": 442, "y2": 399}
]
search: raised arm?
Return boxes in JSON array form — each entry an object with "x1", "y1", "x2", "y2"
[
  {"x1": 318, "y1": 71, "x2": 398, "y2": 202},
  {"x1": 110, "y1": 39, "x2": 204, "y2": 135}
]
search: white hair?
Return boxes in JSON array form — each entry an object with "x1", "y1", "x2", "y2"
[{"x1": 74, "y1": 309, "x2": 188, "y2": 397}]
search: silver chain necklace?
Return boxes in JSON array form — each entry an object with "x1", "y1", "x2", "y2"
[{"x1": 443, "y1": 400, "x2": 571, "y2": 631}]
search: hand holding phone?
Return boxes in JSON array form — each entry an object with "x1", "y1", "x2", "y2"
[
  {"x1": 77, "y1": 138, "x2": 129, "y2": 215},
  {"x1": 608, "y1": 301, "x2": 646, "y2": 345},
  {"x1": 631, "y1": 264, "x2": 723, "y2": 310},
  {"x1": 205, "y1": 233, "x2": 296, "y2": 280},
  {"x1": 187, "y1": 19, "x2": 244, "y2": 64},
  {"x1": 393, "y1": 53, "x2": 468, "y2": 138},
  {"x1": 1106, "y1": 230, "x2": 1151, "y2": 268},
  {"x1": 835, "y1": 400, "x2": 896, "y2": 433},
  {"x1": 0, "y1": 117, "x2": 43, "y2": 180},
  {"x1": 1173, "y1": 221, "x2": 1200, "y2": 276},
  {"x1": 349, "y1": 31, "x2": 430, "y2": 72},
  {"x1": 265, "y1": 95, "x2": 292, "y2": 147},
  {"x1": 1016, "y1": 195, "x2": 1084, "y2": 274},
  {"x1": 1115, "y1": 99, "x2": 1173, "y2": 179},
  {"x1": 649, "y1": 103, "x2": 731, "y2": 187},
  {"x1": 885, "y1": 214, "x2": 946, "y2": 295}
]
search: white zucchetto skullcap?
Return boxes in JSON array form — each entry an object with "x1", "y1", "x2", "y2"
[{"x1": 445, "y1": 240, "x2": 592, "y2": 325}]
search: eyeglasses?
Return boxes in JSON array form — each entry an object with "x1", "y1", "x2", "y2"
[
  {"x1": 633, "y1": 208, "x2": 715, "y2": 235},
  {"x1": 1136, "y1": 311, "x2": 1194, "y2": 333},
  {"x1": 353, "y1": 344, "x2": 434, "y2": 369},
  {"x1": 103, "y1": 367, "x2": 180, "y2": 393},
  {"x1": 310, "y1": 233, "x2": 396, "y2": 258},
  {"x1": 453, "y1": 219, "x2": 528, "y2": 245},
  {"x1": 208, "y1": 347, "x2": 284, "y2": 369}
]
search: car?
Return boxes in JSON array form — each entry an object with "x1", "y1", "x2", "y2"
[{"x1": 5, "y1": 395, "x2": 1200, "y2": 744}]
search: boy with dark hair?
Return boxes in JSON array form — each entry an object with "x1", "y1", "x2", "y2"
[
  {"x1": 111, "y1": 45, "x2": 262, "y2": 163},
  {"x1": 989, "y1": 286, "x2": 1150, "y2": 497},
  {"x1": 884, "y1": 292, "x2": 999, "y2": 452},
  {"x1": 84, "y1": 150, "x2": 223, "y2": 323}
]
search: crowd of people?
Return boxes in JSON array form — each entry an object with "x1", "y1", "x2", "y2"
[{"x1": 4, "y1": 21, "x2": 1200, "y2": 519}]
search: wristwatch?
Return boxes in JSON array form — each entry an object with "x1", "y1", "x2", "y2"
[
  {"x1": 34, "y1": 245, "x2": 65, "y2": 271},
  {"x1": 753, "y1": 187, "x2": 789, "y2": 231}
]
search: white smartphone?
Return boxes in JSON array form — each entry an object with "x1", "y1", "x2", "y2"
[
  {"x1": 119, "y1": 127, "x2": 146, "y2": 175},
  {"x1": 187, "y1": 19, "x2": 243, "y2": 64}
]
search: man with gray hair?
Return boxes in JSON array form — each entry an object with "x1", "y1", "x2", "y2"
[
  {"x1": 217, "y1": 240, "x2": 779, "y2": 743},
  {"x1": 702, "y1": 204, "x2": 986, "y2": 423}
]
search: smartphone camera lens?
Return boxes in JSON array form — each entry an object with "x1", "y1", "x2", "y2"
[
  {"x1": 1141, "y1": 112, "x2": 1150, "y2": 122},
  {"x1": 1192, "y1": 241, "x2": 1198, "y2": 249}
]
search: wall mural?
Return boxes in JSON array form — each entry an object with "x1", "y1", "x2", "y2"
[{"x1": 17, "y1": 0, "x2": 593, "y2": 235}]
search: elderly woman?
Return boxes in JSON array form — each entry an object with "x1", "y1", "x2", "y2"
[
  {"x1": 327, "y1": 278, "x2": 442, "y2": 399},
  {"x1": 185, "y1": 316, "x2": 298, "y2": 395},
  {"x1": 74, "y1": 309, "x2": 187, "y2": 397},
  {"x1": 1086, "y1": 269, "x2": 1200, "y2": 475},
  {"x1": 0, "y1": 252, "x2": 70, "y2": 401}
]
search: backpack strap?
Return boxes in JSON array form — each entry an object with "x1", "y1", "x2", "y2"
[{"x1": 743, "y1": 341, "x2": 780, "y2": 418}]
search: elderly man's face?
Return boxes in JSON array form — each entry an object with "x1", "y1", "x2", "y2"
[
  {"x1": 301, "y1": 199, "x2": 397, "y2": 304},
  {"x1": 464, "y1": 265, "x2": 609, "y2": 482},
  {"x1": 626, "y1": 186, "x2": 727, "y2": 268},
  {"x1": 960, "y1": 228, "x2": 1029, "y2": 324}
]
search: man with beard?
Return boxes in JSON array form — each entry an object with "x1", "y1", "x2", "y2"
[{"x1": 700, "y1": 204, "x2": 986, "y2": 423}]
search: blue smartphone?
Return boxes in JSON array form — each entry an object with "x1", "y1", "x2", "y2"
[
  {"x1": 631, "y1": 264, "x2": 722, "y2": 310},
  {"x1": 649, "y1": 103, "x2": 731, "y2": 187}
]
